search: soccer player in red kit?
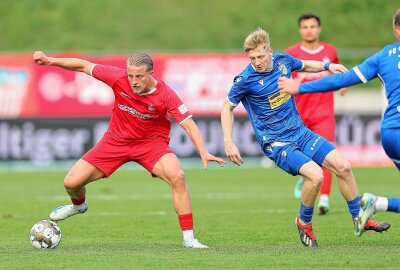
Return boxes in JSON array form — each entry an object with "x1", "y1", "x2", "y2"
[
  {"x1": 285, "y1": 14, "x2": 346, "y2": 214},
  {"x1": 32, "y1": 51, "x2": 226, "y2": 249}
]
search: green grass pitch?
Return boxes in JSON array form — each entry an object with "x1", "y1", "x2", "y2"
[{"x1": 0, "y1": 166, "x2": 399, "y2": 269}]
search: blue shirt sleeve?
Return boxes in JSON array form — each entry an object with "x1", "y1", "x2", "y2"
[
  {"x1": 284, "y1": 53, "x2": 304, "y2": 71},
  {"x1": 227, "y1": 75, "x2": 248, "y2": 106},
  {"x1": 352, "y1": 52, "x2": 380, "y2": 83},
  {"x1": 299, "y1": 69, "x2": 363, "y2": 94}
]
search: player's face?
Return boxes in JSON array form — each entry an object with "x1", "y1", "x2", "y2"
[
  {"x1": 247, "y1": 43, "x2": 273, "y2": 73},
  {"x1": 299, "y1": 18, "x2": 321, "y2": 43},
  {"x1": 127, "y1": 65, "x2": 153, "y2": 95}
]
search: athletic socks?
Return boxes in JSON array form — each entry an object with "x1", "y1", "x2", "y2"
[
  {"x1": 178, "y1": 213, "x2": 194, "y2": 241},
  {"x1": 347, "y1": 196, "x2": 360, "y2": 220},
  {"x1": 387, "y1": 198, "x2": 400, "y2": 212},
  {"x1": 71, "y1": 197, "x2": 86, "y2": 206},
  {"x1": 299, "y1": 203, "x2": 314, "y2": 224}
]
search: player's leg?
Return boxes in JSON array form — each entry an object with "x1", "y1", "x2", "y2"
[
  {"x1": 356, "y1": 128, "x2": 400, "y2": 228},
  {"x1": 267, "y1": 144, "x2": 321, "y2": 247},
  {"x1": 49, "y1": 159, "x2": 105, "y2": 221},
  {"x1": 50, "y1": 134, "x2": 129, "y2": 221},
  {"x1": 152, "y1": 153, "x2": 208, "y2": 249},
  {"x1": 321, "y1": 149, "x2": 391, "y2": 235},
  {"x1": 311, "y1": 116, "x2": 336, "y2": 215}
]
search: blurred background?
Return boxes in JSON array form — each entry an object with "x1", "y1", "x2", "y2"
[{"x1": 0, "y1": 0, "x2": 398, "y2": 169}]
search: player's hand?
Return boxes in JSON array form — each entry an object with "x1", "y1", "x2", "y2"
[
  {"x1": 201, "y1": 153, "x2": 226, "y2": 170},
  {"x1": 33, "y1": 51, "x2": 51, "y2": 65},
  {"x1": 278, "y1": 77, "x2": 301, "y2": 95},
  {"x1": 338, "y1": 87, "x2": 347, "y2": 96},
  {"x1": 328, "y1": 63, "x2": 348, "y2": 74},
  {"x1": 224, "y1": 141, "x2": 244, "y2": 166}
]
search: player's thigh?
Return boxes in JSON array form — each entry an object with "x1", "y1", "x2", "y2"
[
  {"x1": 321, "y1": 149, "x2": 351, "y2": 175},
  {"x1": 64, "y1": 159, "x2": 105, "y2": 188},
  {"x1": 152, "y1": 153, "x2": 185, "y2": 186},
  {"x1": 309, "y1": 116, "x2": 336, "y2": 143},
  {"x1": 381, "y1": 128, "x2": 400, "y2": 170},
  {"x1": 298, "y1": 160, "x2": 324, "y2": 181}
]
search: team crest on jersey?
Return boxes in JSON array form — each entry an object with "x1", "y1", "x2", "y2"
[
  {"x1": 148, "y1": 104, "x2": 155, "y2": 111},
  {"x1": 258, "y1": 79, "x2": 264, "y2": 86},
  {"x1": 234, "y1": 76, "x2": 242, "y2": 84},
  {"x1": 278, "y1": 62, "x2": 288, "y2": 75},
  {"x1": 268, "y1": 91, "x2": 291, "y2": 109}
]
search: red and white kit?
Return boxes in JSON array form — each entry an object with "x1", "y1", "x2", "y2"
[{"x1": 82, "y1": 64, "x2": 192, "y2": 177}]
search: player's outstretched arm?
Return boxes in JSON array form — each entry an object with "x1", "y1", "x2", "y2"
[
  {"x1": 180, "y1": 118, "x2": 226, "y2": 169},
  {"x1": 221, "y1": 100, "x2": 244, "y2": 166},
  {"x1": 278, "y1": 69, "x2": 363, "y2": 95},
  {"x1": 33, "y1": 51, "x2": 94, "y2": 75},
  {"x1": 302, "y1": 60, "x2": 348, "y2": 73}
]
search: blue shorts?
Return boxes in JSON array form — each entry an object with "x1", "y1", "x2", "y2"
[
  {"x1": 381, "y1": 128, "x2": 400, "y2": 170},
  {"x1": 263, "y1": 128, "x2": 335, "y2": 176}
]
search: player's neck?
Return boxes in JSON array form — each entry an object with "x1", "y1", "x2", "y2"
[
  {"x1": 142, "y1": 77, "x2": 158, "y2": 94},
  {"x1": 301, "y1": 40, "x2": 321, "y2": 51}
]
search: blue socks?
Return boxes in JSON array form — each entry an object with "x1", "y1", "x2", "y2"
[
  {"x1": 347, "y1": 197, "x2": 360, "y2": 220},
  {"x1": 387, "y1": 198, "x2": 400, "y2": 212},
  {"x1": 300, "y1": 203, "x2": 314, "y2": 223}
]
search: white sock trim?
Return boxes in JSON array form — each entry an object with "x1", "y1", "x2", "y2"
[
  {"x1": 183, "y1": 230, "x2": 194, "y2": 241},
  {"x1": 375, "y1": 197, "x2": 388, "y2": 211}
]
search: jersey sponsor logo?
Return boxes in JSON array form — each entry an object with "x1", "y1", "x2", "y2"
[
  {"x1": 268, "y1": 91, "x2": 291, "y2": 109},
  {"x1": 118, "y1": 104, "x2": 158, "y2": 120},
  {"x1": 178, "y1": 104, "x2": 188, "y2": 114},
  {"x1": 120, "y1": 92, "x2": 132, "y2": 98},
  {"x1": 278, "y1": 62, "x2": 288, "y2": 75},
  {"x1": 258, "y1": 79, "x2": 264, "y2": 86}
]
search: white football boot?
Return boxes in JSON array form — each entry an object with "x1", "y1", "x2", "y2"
[
  {"x1": 183, "y1": 239, "x2": 209, "y2": 249},
  {"x1": 49, "y1": 202, "x2": 88, "y2": 221},
  {"x1": 356, "y1": 193, "x2": 377, "y2": 236}
]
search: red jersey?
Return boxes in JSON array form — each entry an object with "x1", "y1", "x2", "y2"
[
  {"x1": 91, "y1": 64, "x2": 192, "y2": 142},
  {"x1": 285, "y1": 42, "x2": 339, "y2": 121}
]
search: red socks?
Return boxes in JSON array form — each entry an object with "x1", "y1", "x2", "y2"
[
  {"x1": 178, "y1": 213, "x2": 193, "y2": 231},
  {"x1": 71, "y1": 197, "x2": 85, "y2": 206}
]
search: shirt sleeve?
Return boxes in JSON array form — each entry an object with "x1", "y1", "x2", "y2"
[
  {"x1": 166, "y1": 90, "x2": 192, "y2": 125},
  {"x1": 299, "y1": 69, "x2": 363, "y2": 94},
  {"x1": 227, "y1": 75, "x2": 248, "y2": 106},
  {"x1": 90, "y1": 64, "x2": 125, "y2": 88},
  {"x1": 285, "y1": 53, "x2": 304, "y2": 71},
  {"x1": 352, "y1": 52, "x2": 380, "y2": 83}
]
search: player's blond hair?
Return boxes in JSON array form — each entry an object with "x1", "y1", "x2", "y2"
[
  {"x1": 393, "y1": 9, "x2": 400, "y2": 28},
  {"x1": 126, "y1": 52, "x2": 153, "y2": 71},
  {"x1": 243, "y1": 28, "x2": 270, "y2": 52}
]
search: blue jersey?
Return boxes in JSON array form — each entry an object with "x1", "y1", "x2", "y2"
[
  {"x1": 227, "y1": 53, "x2": 305, "y2": 147},
  {"x1": 300, "y1": 41, "x2": 400, "y2": 129}
]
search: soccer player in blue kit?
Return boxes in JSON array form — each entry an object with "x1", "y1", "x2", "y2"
[
  {"x1": 279, "y1": 9, "x2": 400, "y2": 236},
  {"x1": 221, "y1": 27, "x2": 390, "y2": 248}
]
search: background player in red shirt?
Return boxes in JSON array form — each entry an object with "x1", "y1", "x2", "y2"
[
  {"x1": 33, "y1": 51, "x2": 226, "y2": 249},
  {"x1": 286, "y1": 14, "x2": 346, "y2": 215}
]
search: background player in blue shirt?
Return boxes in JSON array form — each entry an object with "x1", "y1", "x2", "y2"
[
  {"x1": 221, "y1": 28, "x2": 389, "y2": 248},
  {"x1": 278, "y1": 9, "x2": 400, "y2": 236}
]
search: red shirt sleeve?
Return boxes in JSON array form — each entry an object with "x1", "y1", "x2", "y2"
[
  {"x1": 91, "y1": 64, "x2": 125, "y2": 88},
  {"x1": 166, "y1": 90, "x2": 192, "y2": 124}
]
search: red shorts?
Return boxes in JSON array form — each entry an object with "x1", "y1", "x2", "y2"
[{"x1": 82, "y1": 133, "x2": 174, "y2": 177}]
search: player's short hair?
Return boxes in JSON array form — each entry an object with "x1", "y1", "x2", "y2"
[
  {"x1": 298, "y1": 13, "x2": 321, "y2": 26},
  {"x1": 243, "y1": 27, "x2": 270, "y2": 52},
  {"x1": 126, "y1": 52, "x2": 153, "y2": 71},
  {"x1": 393, "y1": 9, "x2": 400, "y2": 28}
]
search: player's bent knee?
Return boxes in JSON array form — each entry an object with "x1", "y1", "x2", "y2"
[
  {"x1": 63, "y1": 174, "x2": 83, "y2": 191},
  {"x1": 169, "y1": 169, "x2": 186, "y2": 188},
  {"x1": 336, "y1": 159, "x2": 352, "y2": 178}
]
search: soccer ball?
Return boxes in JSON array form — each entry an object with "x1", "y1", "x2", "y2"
[{"x1": 29, "y1": 220, "x2": 62, "y2": 249}]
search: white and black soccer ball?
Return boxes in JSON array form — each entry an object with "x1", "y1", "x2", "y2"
[{"x1": 30, "y1": 220, "x2": 62, "y2": 249}]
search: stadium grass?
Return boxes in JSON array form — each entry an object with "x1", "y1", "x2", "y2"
[{"x1": 0, "y1": 166, "x2": 399, "y2": 269}]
